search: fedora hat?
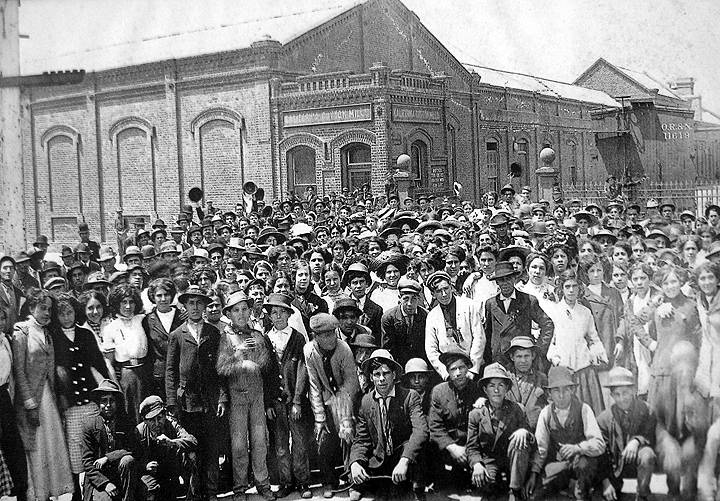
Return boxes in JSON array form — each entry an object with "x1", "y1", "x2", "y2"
[
  {"x1": 60, "y1": 246, "x2": 74, "y2": 258},
  {"x1": 489, "y1": 261, "x2": 520, "y2": 281},
  {"x1": 545, "y1": 366, "x2": 577, "y2": 389},
  {"x1": 186, "y1": 224, "x2": 203, "y2": 238},
  {"x1": 361, "y1": 348, "x2": 403, "y2": 374},
  {"x1": 123, "y1": 245, "x2": 143, "y2": 262},
  {"x1": 222, "y1": 291, "x2": 253, "y2": 314},
  {"x1": 178, "y1": 285, "x2": 211, "y2": 305},
  {"x1": 341, "y1": 262, "x2": 371, "y2": 288},
  {"x1": 603, "y1": 366, "x2": 635, "y2": 388},
  {"x1": 332, "y1": 297, "x2": 363, "y2": 318},
  {"x1": 263, "y1": 293, "x2": 293, "y2": 313},
  {"x1": 478, "y1": 362, "x2": 513, "y2": 387},
  {"x1": 350, "y1": 333, "x2": 379, "y2": 349},
  {"x1": 438, "y1": 347, "x2": 472, "y2": 368}
]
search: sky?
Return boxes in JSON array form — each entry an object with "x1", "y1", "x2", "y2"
[{"x1": 17, "y1": 0, "x2": 720, "y2": 114}]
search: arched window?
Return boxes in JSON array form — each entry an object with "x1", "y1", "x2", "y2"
[
  {"x1": 287, "y1": 146, "x2": 316, "y2": 198},
  {"x1": 410, "y1": 139, "x2": 428, "y2": 185},
  {"x1": 341, "y1": 143, "x2": 371, "y2": 194}
]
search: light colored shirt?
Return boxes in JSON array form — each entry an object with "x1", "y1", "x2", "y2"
[
  {"x1": 103, "y1": 315, "x2": 148, "y2": 363},
  {"x1": 187, "y1": 319, "x2": 203, "y2": 344},
  {"x1": 0, "y1": 335, "x2": 12, "y2": 386},
  {"x1": 267, "y1": 325, "x2": 292, "y2": 359},
  {"x1": 156, "y1": 308, "x2": 176, "y2": 334},
  {"x1": 499, "y1": 290, "x2": 517, "y2": 312}
]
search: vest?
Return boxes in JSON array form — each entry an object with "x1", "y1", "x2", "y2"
[{"x1": 546, "y1": 396, "x2": 585, "y2": 460}]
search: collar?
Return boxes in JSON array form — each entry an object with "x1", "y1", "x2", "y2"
[
  {"x1": 500, "y1": 290, "x2": 517, "y2": 301},
  {"x1": 373, "y1": 386, "x2": 396, "y2": 401},
  {"x1": 271, "y1": 325, "x2": 292, "y2": 336}
]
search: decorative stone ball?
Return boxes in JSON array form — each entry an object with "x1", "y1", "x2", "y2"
[
  {"x1": 540, "y1": 147, "x2": 556, "y2": 165},
  {"x1": 396, "y1": 154, "x2": 411, "y2": 170}
]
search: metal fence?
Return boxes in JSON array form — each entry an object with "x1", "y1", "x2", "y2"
[{"x1": 562, "y1": 180, "x2": 720, "y2": 216}]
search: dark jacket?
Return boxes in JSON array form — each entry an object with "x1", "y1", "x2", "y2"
[
  {"x1": 360, "y1": 297, "x2": 384, "y2": 337},
  {"x1": 293, "y1": 291, "x2": 328, "y2": 335},
  {"x1": 265, "y1": 328, "x2": 308, "y2": 406},
  {"x1": 381, "y1": 305, "x2": 428, "y2": 367},
  {"x1": 81, "y1": 414, "x2": 136, "y2": 501},
  {"x1": 133, "y1": 415, "x2": 197, "y2": 468},
  {"x1": 596, "y1": 398, "x2": 656, "y2": 474},
  {"x1": 165, "y1": 321, "x2": 227, "y2": 413},
  {"x1": 0, "y1": 281, "x2": 25, "y2": 330},
  {"x1": 349, "y1": 386, "x2": 428, "y2": 469},
  {"x1": 143, "y1": 307, "x2": 186, "y2": 383},
  {"x1": 466, "y1": 397, "x2": 532, "y2": 467},
  {"x1": 483, "y1": 291, "x2": 554, "y2": 367},
  {"x1": 428, "y1": 380, "x2": 484, "y2": 450}
]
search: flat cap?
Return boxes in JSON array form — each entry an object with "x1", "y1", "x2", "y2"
[{"x1": 309, "y1": 312, "x2": 339, "y2": 333}]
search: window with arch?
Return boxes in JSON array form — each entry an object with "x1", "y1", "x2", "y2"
[
  {"x1": 410, "y1": 139, "x2": 428, "y2": 185},
  {"x1": 287, "y1": 145, "x2": 317, "y2": 198},
  {"x1": 341, "y1": 143, "x2": 372, "y2": 194},
  {"x1": 486, "y1": 139, "x2": 500, "y2": 193}
]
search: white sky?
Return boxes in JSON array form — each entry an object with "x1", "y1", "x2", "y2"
[{"x1": 18, "y1": 0, "x2": 720, "y2": 113}]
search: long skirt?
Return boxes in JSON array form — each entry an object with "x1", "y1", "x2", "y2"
[
  {"x1": 574, "y1": 365, "x2": 605, "y2": 415},
  {"x1": 63, "y1": 402, "x2": 99, "y2": 473},
  {"x1": 0, "y1": 448, "x2": 13, "y2": 497},
  {"x1": 17, "y1": 380, "x2": 74, "y2": 500}
]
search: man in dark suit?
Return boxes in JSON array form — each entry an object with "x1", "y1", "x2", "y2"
[
  {"x1": 81, "y1": 379, "x2": 139, "y2": 501},
  {"x1": 483, "y1": 261, "x2": 554, "y2": 368},
  {"x1": 343, "y1": 263, "x2": 383, "y2": 335},
  {"x1": 79, "y1": 222, "x2": 102, "y2": 262},
  {"x1": 381, "y1": 278, "x2": 428, "y2": 368},
  {"x1": 349, "y1": 349, "x2": 428, "y2": 501},
  {"x1": 0, "y1": 255, "x2": 25, "y2": 330},
  {"x1": 165, "y1": 286, "x2": 227, "y2": 501}
]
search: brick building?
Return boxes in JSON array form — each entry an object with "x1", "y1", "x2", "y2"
[{"x1": 26, "y1": 0, "x2": 699, "y2": 247}]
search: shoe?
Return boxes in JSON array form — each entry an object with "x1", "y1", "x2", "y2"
[
  {"x1": 348, "y1": 488, "x2": 362, "y2": 501},
  {"x1": 323, "y1": 485, "x2": 335, "y2": 498},
  {"x1": 257, "y1": 488, "x2": 276, "y2": 501},
  {"x1": 299, "y1": 485, "x2": 313, "y2": 499},
  {"x1": 274, "y1": 485, "x2": 293, "y2": 499}
]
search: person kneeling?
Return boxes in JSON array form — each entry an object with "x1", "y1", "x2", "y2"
[
  {"x1": 466, "y1": 363, "x2": 534, "y2": 501},
  {"x1": 134, "y1": 396, "x2": 199, "y2": 501},
  {"x1": 349, "y1": 350, "x2": 428, "y2": 501},
  {"x1": 597, "y1": 367, "x2": 656, "y2": 501}
]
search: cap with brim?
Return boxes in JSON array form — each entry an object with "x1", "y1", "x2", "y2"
[
  {"x1": 659, "y1": 202, "x2": 676, "y2": 212},
  {"x1": 426, "y1": 271, "x2": 452, "y2": 291},
  {"x1": 361, "y1": 349, "x2": 403, "y2": 374},
  {"x1": 505, "y1": 335, "x2": 536, "y2": 355},
  {"x1": 591, "y1": 229, "x2": 618, "y2": 244},
  {"x1": 602, "y1": 366, "x2": 635, "y2": 388},
  {"x1": 222, "y1": 291, "x2": 253, "y2": 314},
  {"x1": 44, "y1": 277, "x2": 67, "y2": 290},
  {"x1": 478, "y1": 362, "x2": 513, "y2": 388},
  {"x1": 489, "y1": 261, "x2": 520, "y2": 281},
  {"x1": 545, "y1": 366, "x2": 577, "y2": 389},
  {"x1": 398, "y1": 277, "x2": 422, "y2": 295},
  {"x1": 139, "y1": 395, "x2": 165, "y2": 420},
  {"x1": 438, "y1": 347, "x2": 472, "y2": 368},
  {"x1": 341, "y1": 263, "x2": 371, "y2": 288},
  {"x1": 402, "y1": 358, "x2": 433, "y2": 376},
  {"x1": 332, "y1": 297, "x2": 363, "y2": 318},
  {"x1": 309, "y1": 312, "x2": 339, "y2": 333},
  {"x1": 178, "y1": 285, "x2": 212, "y2": 305},
  {"x1": 67, "y1": 262, "x2": 89, "y2": 275},
  {"x1": 92, "y1": 379, "x2": 123, "y2": 395},
  {"x1": 350, "y1": 333, "x2": 378, "y2": 349},
  {"x1": 647, "y1": 230, "x2": 670, "y2": 244},
  {"x1": 262, "y1": 293, "x2": 293, "y2": 313},
  {"x1": 679, "y1": 210, "x2": 696, "y2": 221}
]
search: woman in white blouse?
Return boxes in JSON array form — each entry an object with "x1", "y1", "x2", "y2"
[{"x1": 547, "y1": 269, "x2": 608, "y2": 414}]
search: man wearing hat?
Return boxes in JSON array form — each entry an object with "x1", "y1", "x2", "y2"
[
  {"x1": 343, "y1": 263, "x2": 383, "y2": 335},
  {"x1": 425, "y1": 270, "x2": 485, "y2": 380},
  {"x1": 166, "y1": 286, "x2": 227, "y2": 501},
  {"x1": 505, "y1": 336, "x2": 547, "y2": 429},
  {"x1": 483, "y1": 261, "x2": 554, "y2": 369},
  {"x1": 97, "y1": 246, "x2": 118, "y2": 278},
  {"x1": 349, "y1": 349, "x2": 428, "y2": 501},
  {"x1": 12, "y1": 251, "x2": 39, "y2": 292},
  {"x1": 333, "y1": 297, "x2": 371, "y2": 345},
  {"x1": 78, "y1": 222, "x2": 101, "y2": 262},
  {"x1": 499, "y1": 184, "x2": 517, "y2": 213},
  {"x1": 428, "y1": 348, "x2": 484, "y2": 488},
  {"x1": 75, "y1": 243, "x2": 102, "y2": 274},
  {"x1": 304, "y1": 313, "x2": 360, "y2": 497},
  {"x1": 527, "y1": 366, "x2": 606, "y2": 500},
  {"x1": 466, "y1": 363, "x2": 534, "y2": 500},
  {"x1": 133, "y1": 395, "x2": 198, "y2": 501},
  {"x1": 489, "y1": 212, "x2": 513, "y2": 249},
  {"x1": 262, "y1": 293, "x2": 312, "y2": 499},
  {"x1": 349, "y1": 334, "x2": 379, "y2": 394},
  {"x1": 596, "y1": 367, "x2": 656, "y2": 501},
  {"x1": 181, "y1": 225, "x2": 205, "y2": 259},
  {"x1": 381, "y1": 278, "x2": 428, "y2": 368},
  {"x1": 80, "y1": 379, "x2": 139, "y2": 501}
]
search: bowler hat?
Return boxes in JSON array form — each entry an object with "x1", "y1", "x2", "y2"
[
  {"x1": 152, "y1": 218, "x2": 167, "y2": 229},
  {"x1": 222, "y1": 291, "x2": 253, "y2": 314},
  {"x1": 61, "y1": 246, "x2": 74, "y2": 258},
  {"x1": 361, "y1": 349, "x2": 403, "y2": 374},
  {"x1": 39, "y1": 261, "x2": 61, "y2": 278},
  {"x1": 67, "y1": 261, "x2": 89, "y2": 275},
  {"x1": 150, "y1": 228, "x2": 167, "y2": 240},
  {"x1": 350, "y1": 333, "x2": 379, "y2": 349},
  {"x1": 500, "y1": 183, "x2": 515, "y2": 194},
  {"x1": 489, "y1": 261, "x2": 520, "y2": 281},
  {"x1": 341, "y1": 262, "x2": 371, "y2": 288},
  {"x1": 332, "y1": 297, "x2": 363, "y2": 318},
  {"x1": 603, "y1": 366, "x2": 635, "y2": 388},
  {"x1": 309, "y1": 313, "x2": 339, "y2": 333},
  {"x1": 398, "y1": 277, "x2": 422, "y2": 295},
  {"x1": 139, "y1": 395, "x2": 165, "y2": 420},
  {"x1": 478, "y1": 362, "x2": 513, "y2": 387},
  {"x1": 263, "y1": 293, "x2": 293, "y2": 313},
  {"x1": 178, "y1": 285, "x2": 211, "y2": 305},
  {"x1": 438, "y1": 347, "x2": 472, "y2": 368},
  {"x1": 123, "y1": 246, "x2": 143, "y2": 262},
  {"x1": 545, "y1": 366, "x2": 577, "y2": 389}
]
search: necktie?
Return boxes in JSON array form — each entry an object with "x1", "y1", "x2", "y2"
[{"x1": 381, "y1": 397, "x2": 393, "y2": 455}]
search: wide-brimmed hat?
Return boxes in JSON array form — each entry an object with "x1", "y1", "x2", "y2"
[
  {"x1": 150, "y1": 228, "x2": 167, "y2": 241},
  {"x1": 341, "y1": 262, "x2": 371, "y2": 288},
  {"x1": 498, "y1": 245, "x2": 531, "y2": 263},
  {"x1": 178, "y1": 285, "x2": 211, "y2": 305},
  {"x1": 309, "y1": 312, "x2": 339, "y2": 333},
  {"x1": 545, "y1": 366, "x2": 577, "y2": 389},
  {"x1": 478, "y1": 362, "x2": 513, "y2": 388},
  {"x1": 361, "y1": 349, "x2": 403, "y2": 374},
  {"x1": 372, "y1": 252, "x2": 410, "y2": 278},
  {"x1": 257, "y1": 228, "x2": 287, "y2": 245},
  {"x1": 489, "y1": 261, "x2": 520, "y2": 281},
  {"x1": 647, "y1": 229, "x2": 670, "y2": 246},
  {"x1": 402, "y1": 358, "x2": 433, "y2": 377},
  {"x1": 505, "y1": 335, "x2": 536, "y2": 356},
  {"x1": 416, "y1": 220, "x2": 442, "y2": 234},
  {"x1": 92, "y1": 378, "x2": 123, "y2": 395},
  {"x1": 84, "y1": 271, "x2": 111, "y2": 289},
  {"x1": 573, "y1": 211, "x2": 598, "y2": 226},
  {"x1": 438, "y1": 347, "x2": 472, "y2": 368},
  {"x1": 98, "y1": 246, "x2": 116, "y2": 262},
  {"x1": 123, "y1": 245, "x2": 143, "y2": 262},
  {"x1": 350, "y1": 333, "x2": 379, "y2": 349},
  {"x1": 377, "y1": 226, "x2": 404, "y2": 240},
  {"x1": 489, "y1": 212, "x2": 511, "y2": 227},
  {"x1": 390, "y1": 216, "x2": 420, "y2": 231},
  {"x1": 603, "y1": 366, "x2": 635, "y2": 388},
  {"x1": 222, "y1": 291, "x2": 253, "y2": 314},
  {"x1": 139, "y1": 395, "x2": 165, "y2": 420},
  {"x1": 263, "y1": 293, "x2": 293, "y2": 313},
  {"x1": 591, "y1": 229, "x2": 618, "y2": 244},
  {"x1": 584, "y1": 203, "x2": 603, "y2": 215},
  {"x1": 332, "y1": 297, "x2": 363, "y2": 318},
  {"x1": 13, "y1": 251, "x2": 30, "y2": 264}
]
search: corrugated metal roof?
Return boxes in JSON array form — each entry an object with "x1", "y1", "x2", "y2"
[
  {"x1": 20, "y1": 1, "x2": 367, "y2": 74},
  {"x1": 464, "y1": 64, "x2": 620, "y2": 108}
]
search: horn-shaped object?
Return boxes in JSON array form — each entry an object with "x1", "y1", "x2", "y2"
[
  {"x1": 188, "y1": 187, "x2": 203, "y2": 203},
  {"x1": 255, "y1": 188, "x2": 265, "y2": 201},
  {"x1": 243, "y1": 181, "x2": 258, "y2": 196}
]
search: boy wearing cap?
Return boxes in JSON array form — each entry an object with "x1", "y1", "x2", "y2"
[
  {"x1": 466, "y1": 363, "x2": 534, "y2": 501},
  {"x1": 304, "y1": 313, "x2": 360, "y2": 497},
  {"x1": 381, "y1": 278, "x2": 428, "y2": 368},
  {"x1": 349, "y1": 350, "x2": 428, "y2": 501},
  {"x1": 343, "y1": 263, "x2": 383, "y2": 335},
  {"x1": 134, "y1": 395, "x2": 198, "y2": 501},
  {"x1": 349, "y1": 333, "x2": 379, "y2": 395},
  {"x1": 528, "y1": 366, "x2": 606, "y2": 500},
  {"x1": 506, "y1": 336, "x2": 548, "y2": 429},
  {"x1": 333, "y1": 297, "x2": 371, "y2": 345},
  {"x1": 596, "y1": 367, "x2": 656, "y2": 501}
]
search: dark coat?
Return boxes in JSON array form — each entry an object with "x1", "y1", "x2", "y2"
[
  {"x1": 165, "y1": 321, "x2": 227, "y2": 413},
  {"x1": 265, "y1": 328, "x2": 308, "y2": 406},
  {"x1": 581, "y1": 283, "x2": 624, "y2": 368},
  {"x1": 483, "y1": 291, "x2": 554, "y2": 367},
  {"x1": 0, "y1": 282, "x2": 25, "y2": 330},
  {"x1": 466, "y1": 397, "x2": 532, "y2": 467},
  {"x1": 349, "y1": 386, "x2": 428, "y2": 469},
  {"x1": 381, "y1": 305, "x2": 428, "y2": 367},
  {"x1": 596, "y1": 398, "x2": 656, "y2": 474},
  {"x1": 293, "y1": 291, "x2": 329, "y2": 335},
  {"x1": 360, "y1": 297, "x2": 384, "y2": 338},
  {"x1": 143, "y1": 307, "x2": 186, "y2": 384},
  {"x1": 81, "y1": 414, "x2": 136, "y2": 501},
  {"x1": 428, "y1": 380, "x2": 484, "y2": 450},
  {"x1": 133, "y1": 415, "x2": 197, "y2": 466}
]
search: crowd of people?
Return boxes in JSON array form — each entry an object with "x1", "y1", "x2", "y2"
[{"x1": 3, "y1": 181, "x2": 720, "y2": 501}]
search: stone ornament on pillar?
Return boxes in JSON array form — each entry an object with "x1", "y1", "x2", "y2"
[
  {"x1": 393, "y1": 154, "x2": 413, "y2": 204},
  {"x1": 536, "y1": 147, "x2": 558, "y2": 207}
]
